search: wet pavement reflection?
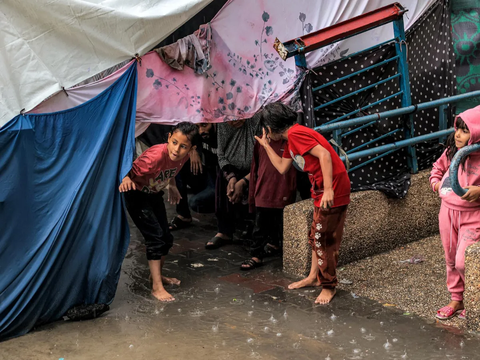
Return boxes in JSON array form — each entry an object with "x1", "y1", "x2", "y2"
[{"x1": 1, "y1": 208, "x2": 479, "y2": 359}]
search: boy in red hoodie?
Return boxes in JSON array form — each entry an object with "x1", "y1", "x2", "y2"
[
  {"x1": 256, "y1": 103, "x2": 351, "y2": 304},
  {"x1": 430, "y1": 105, "x2": 480, "y2": 320}
]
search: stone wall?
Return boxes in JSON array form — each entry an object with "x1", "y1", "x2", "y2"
[
  {"x1": 283, "y1": 170, "x2": 441, "y2": 277},
  {"x1": 465, "y1": 243, "x2": 480, "y2": 332}
]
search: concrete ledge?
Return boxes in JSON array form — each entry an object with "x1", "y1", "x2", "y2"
[
  {"x1": 465, "y1": 243, "x2": 480, "y2": 332},
  {"x1": 283, "y1": 170, "x2": 441, "y2": 277}
]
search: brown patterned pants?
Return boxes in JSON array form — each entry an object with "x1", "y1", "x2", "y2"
[{"x1": 308, "y1": 205, "x2": 348, "y2": 289}]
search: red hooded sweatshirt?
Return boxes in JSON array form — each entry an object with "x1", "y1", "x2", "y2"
[{"x1": 429, "y1": 105, "x2": 480, "y2": 211}]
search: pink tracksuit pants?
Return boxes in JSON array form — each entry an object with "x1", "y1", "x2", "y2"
[{"x1": 439, "y1": 204, "x2": 480, "y2": 301}]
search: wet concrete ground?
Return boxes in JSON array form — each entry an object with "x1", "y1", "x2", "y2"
[{"x1": 2, "y1": 206, "x2": 480, "y2": 360}]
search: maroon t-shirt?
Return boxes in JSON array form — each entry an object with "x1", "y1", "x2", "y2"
[
  {"x1": 129, "y1": 143, "x2": 189, "y2": 193},
  {"x1": 249, "y1": 140, "x2": 296, "y2": 210},
  {"x1": 283, "y1": 124, "x2": 350, "y2": 208}
]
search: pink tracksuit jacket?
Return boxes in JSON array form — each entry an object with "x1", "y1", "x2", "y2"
[{"x1": 429, "y1": 105, "x2": 480, "y2": 301}]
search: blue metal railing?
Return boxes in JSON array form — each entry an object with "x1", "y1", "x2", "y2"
[
  {"x1": 316, "y1": 91, "x2": 480, "y2": 133},
  {"x1": 312, "y1": 55, "x2": 400, "y2": 93},
  {"x1": 290, "y1": 4, "x2": 479, "y2": 176},
  {"x1": 314, "y1": 90, "x2": 480, "y2": 172},
  {"x1": 300, "y1": 15, "x2": 418, "y2": 172},
  {"x1": 314, "y1": 74, "x2": 401, "y2": 112}
]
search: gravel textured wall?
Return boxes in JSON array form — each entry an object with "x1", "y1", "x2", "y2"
[
  {"x1": 283, "y1": 170, "x2": 441, "y2": 277},
  {"x1": 465, "y1": 243, "x2": 480, "y2": 332}
]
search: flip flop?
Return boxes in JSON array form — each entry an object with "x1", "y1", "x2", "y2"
[
  {"x1": 169, "y1": 216, "x2": 192, "y2": 231},
  {"x1": 458, "y1": 309, "x2": 466, "y2": 320},
  {"x1": 240, "y1": 258, "x2": 263, "y2": 271},
  {"x1": 205, "y1": 236, "x2": 232, "y2": 250},
  {"x1": 436, "y1": 305, "x2": 463, "y2": 320}
]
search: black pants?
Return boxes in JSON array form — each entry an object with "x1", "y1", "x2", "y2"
[
  {"x1": 124, "y1": 190, "x2": 173, "y2": 260},
  {"x1": 215, "y1": 169, "x2": 251, "y2": 237},
  {"x1": 250, "y1": 207, "x2": 284, "y2": 260},
  {"x1": 176, "y1": 160, "x2": 216, "y2": 218}
]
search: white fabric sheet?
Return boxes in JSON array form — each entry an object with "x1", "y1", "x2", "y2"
[{"x1": 0, "y1": 0, "x2": 212, "y2": 127}]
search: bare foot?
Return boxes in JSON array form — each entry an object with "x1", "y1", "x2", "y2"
[
  {"x1": 149, "y1": 274, "x2": 181, "y2": 286},
  {"x1": 288, "y1": 277, "x2": 321, "y2": 290},
  {"x1": 446, "y1": 300, "x2": 464, "y2": 311},
  {"x1": 152, "y1": 288, "x2": 175, "y2": 302},
  {"x1": 315, "y1": 288, "x2": 336, "y2": 304},
  {"x1": 162, "y1": 276, "x2": 181, "y2": 286}
]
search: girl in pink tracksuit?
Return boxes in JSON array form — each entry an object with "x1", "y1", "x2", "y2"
[{"x1": 430, "y1": 105, "x2": 480, "y2": 320}]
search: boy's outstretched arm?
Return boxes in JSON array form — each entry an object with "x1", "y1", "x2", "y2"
[
  {"x1": 308, "y1": 145, "x2": 334, "y2": 209},
  {"x1": 119, "y1": 175, "x2": 136, "y2": 192},
  {"x1": 167, "y1": 177, "x2": 182, "y2": 205},
  {"x1": 255, "y1": 129, "x2": 293, "y2": 175}
]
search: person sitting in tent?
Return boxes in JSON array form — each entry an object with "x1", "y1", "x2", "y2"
[
  {"x1": 205, "y1": 115, "x2": 261, "y2": 249},
  {"x1": 119, "y1": 122, "x2": 201, "y2": 302}
]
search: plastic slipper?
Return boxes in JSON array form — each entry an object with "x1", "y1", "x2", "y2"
[
  {"x1": 169, "y1": 216, "x2": 192, "y2": 231},
  {"x1": 458, "y1": 309, "x2": 466, "y2": 320},
  {"x1": 436, "y1": 306, "x2": 462, "y2": 320},
  {"x1": 205, "y1": 236, "x2": 231, "y2": 250},
  {"x1": 240, "y1": 258, "x2": 263, "y2": 271}
]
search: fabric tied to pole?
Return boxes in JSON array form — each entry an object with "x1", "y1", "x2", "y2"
[{"x1": 0, "y1": 64, "x2": 137, "y2": 341}]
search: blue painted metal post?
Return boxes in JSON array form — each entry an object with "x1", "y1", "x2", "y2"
[
  {"x1": 295, "y1": 54, "x2": 307, "y2": 68},
  {"x1": 449, "y1": 143, "x2": 480, "y2": 196},
  {"x1": 393, "y1": 17, "x2": 418, "y2": 173},
  {"x1": 332, "y1": 129, "x2": 342, "y2": 155}
]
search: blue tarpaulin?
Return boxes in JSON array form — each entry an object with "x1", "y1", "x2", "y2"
[{"x1": 0, "y1": 64, "x2": 137, "y2": 340}]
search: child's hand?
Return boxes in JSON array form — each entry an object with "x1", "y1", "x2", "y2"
[
  {"x1": 254, "y1": 128, "x2": 270, "y2": 148},
  {"x1": 320, "y1": 188, "x2": 334, "y2": 210},
  {"x1": 434, "y1": 182, "x2": 441, "y2": 192},
  {"x1": 119, "y1": 176, "x2": 136, "y2": 192},
  {"x1": 461, "y1": 186, "x2": 480, "y2": 202},
  {"x1": 168, "y1": 185, "x2": 182, "y2": 205}
]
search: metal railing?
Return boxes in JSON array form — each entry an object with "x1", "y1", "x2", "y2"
[
  {"x1": 315, "y1": 90, "x2": 480, "y2": 172},
  {"x1": 275, "y1": 3, "x2": 480, "y2": 175}
]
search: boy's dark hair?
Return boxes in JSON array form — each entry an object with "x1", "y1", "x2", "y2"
[
  {"x1": 445, "y1": 116, "x2": 469, "y2": 171},
  {"x1": 170, "y1": 122, "x2": 202, "y2": 148},
  {"x1": 260, "y1": 102, "x2": 298, "y2": 134}
]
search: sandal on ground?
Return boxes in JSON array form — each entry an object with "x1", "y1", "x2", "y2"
[
  {"x1": 240, "y1": 258, "x2": 263, "y2": 271},
  {"x1": 436, "y1": 306, "x2": 463, "y2": 320},
  {"x1": 264, "y1": 243, "x2": 282, "y2": 257},
  {"x1": 205, "y1": 236, "x2": 232, "y2": 250},
  {"x1": 169, "y1": 216, "x2": 192, "y2": 231},
  {"x1": 458, "y1": 309, "x2": 466, "y2": 320}
]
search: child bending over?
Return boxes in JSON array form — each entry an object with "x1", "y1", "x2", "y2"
[
  {"x1": 255, "y1": 103, "x2": 351, "y2": 304},
  {"x1": 119, "y1": 122, "x2": 201, "y2": 302},
  {"x1": 430, "y1": 106, "x2": 480, "y2": 320}
]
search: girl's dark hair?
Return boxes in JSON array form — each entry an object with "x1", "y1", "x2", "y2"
[
  {"x1": 445, "y1": 116, "x2": 469, "y2": 171},
  {"x1": 260, "y1": 102, "x2": 298, "y2": 134},
  {"x1": 170, "y1": 122, "x2": 202, "y2": 148}
]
